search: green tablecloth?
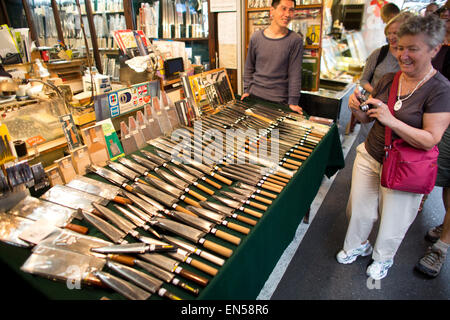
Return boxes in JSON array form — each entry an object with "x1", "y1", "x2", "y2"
[{"x1": 0, "y1": 102, "x2": 345, "y2": 300}]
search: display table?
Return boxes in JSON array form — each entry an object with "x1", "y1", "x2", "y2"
[{"x1": 0, "y1": 100, "x2": 345, "y2": 300}]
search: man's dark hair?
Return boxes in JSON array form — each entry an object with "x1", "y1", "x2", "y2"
[
  {"x1": 272, "y1": 0, "x2": 295, "y2": 8},
  {"x1": 381, "y1": 2, "x2": 400, "y2": 17}
]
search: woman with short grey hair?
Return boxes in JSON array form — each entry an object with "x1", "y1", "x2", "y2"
[
  {"x1": 337, "y1": 14, "x2": 450, "y2": 280},
  {"x1": 397, "y1": 14, "x2": 446, "y2": 49}
]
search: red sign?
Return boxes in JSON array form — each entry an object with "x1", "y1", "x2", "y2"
[{"x1": 26, "y1": 135, "x2": 46, "y2": 146}]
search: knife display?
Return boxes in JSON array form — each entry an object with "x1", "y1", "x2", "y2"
[
  {"x1": 185, "y1": 205, "x2": 251, "y2": 235},
  {"x1": 7, "y1": 196, "x2": 88, "y2": 234},
  {"x1": 21, "y1": 245, "x2": 106, "y2": 288},
  {"x1": 66, "y1": 176, "x2": 132, "y2": 205},
  {"x1": 103, "y1": 202, "x2": 220, "y2": 276},
  {"x1": 40, "y1": 184, "x2": 108, "y2": 214},
  {"x1": 140, "y1": 150, "x2": 216, "y2": 195},
  {"x1": 149, "y1": 216, "x2": 233, "y2": 258},
  {"x1": 148, "y1": 140, "x2": 233, "y2": 185},
  {"x1": 94, "y1": 270, "x2": 152, "y2": 300},
  {"x1": 81, "y1": 210, "x2": 128, "y2": 244},
  {"x1": 229, "y1": 186, "x2": 273, "y2": 205},
  {"x1": 106, "y1": 261, "x2": 181, "y2": 300},
  {"x1": 163, "y1": 210, "x2": 241, "y2": 245},
  {"x1": 132, "y1": 182, "x2": 198, "y2": 216},
  {"x1": 220, "y1": 190, "x2": 268, "y2": 211},
  {"x1": 107, "y1": 254, "x2": 200, "y2": 296}
]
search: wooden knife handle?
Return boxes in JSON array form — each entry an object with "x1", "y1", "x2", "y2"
[
  {"x1": 182, "y1": 197, "x2": 202, "y2": 208},
  {"x1": 290, "y1": 153, "x2": 307, "y2": 161},
  {"x1": 178, "y1": 268, "x2": 209, "y2": 287},
  {"x1": 225, "y1": 221, "x2": 250, "y2": 235},
  {"x1": 214, "y1": 229, "x2": 241, "y2": 245},
  {"x1": 268, "y1": 174, "x2": 290, "y2": 183},
  {"x1": 202, "y1": 239, "x2": 233, "y2": 258},
  {"x1": 296, "y1": 145, "x2": 314, "y2": 152},
  {"x1": 174, "y1": 205, "x2": 197, "y2": 217},
  {"x1": 124, "y1": 185, "x2": 135, "y2": 193},
  {"x1": 235, "y1": 214, "x2": 257, "y2": 226},
  {"x1": 146, "y1": 173, "x2": 160, "y2": 180},
  {"x1": 285, "y1": 158, "x2": 302, "y2": 166},
  {"x1": 261, "y1": 184, "x2": 282, "y2": 193},
  {"x1": 113, "y1": 196, "x2": 133, "y2": 205},
  {"x1": 242, "y1": 207, "x2": 263, "y2": 219},
  {"x1": 189, "y1": 258, "x2": 218, "y2": 277},
  {"x1": 259, "y1": 190, "x2": 277, "y2": 199},
  {"x1": 254, "y1": 195, "x2": 272, "y2": 205},
  {"x1": 293, "y1": 149, "x2": 311, "y2": 157},
  {"x1": 137, "y1": 178, "x2": 149, "y2": 185},
  {"x1": 65, "y1": 223, "x2": 89, "y2": 234},
  {"x1": 248, "y1": 201, "x2": 268, "y2": 211},
  {"x1": 266, "y1": 177, "x2": 286, "y2": 186},
  {"x1": 187, "y1": 189, "x2": 207, "y2": 202},
  {"x1": 211, "y1": 173, "x2": 232, "y2": 185},
  {"x1": 282, "y1": 162, "x2": 299, "y2": 171},
  {"x1": 91, "y1": 209, "x2": 106, "y2": 219},
  {"x1": 203, "y1": 178, "x2": 222, "y2": 189},
  {"x1": 271, "y1": 171, "x2": 293, "y2": 180},
  {"x1": 195, "y1": 183, "x2": 215, "y2": 195},
  {"x1": 108, "y1": 254, "x2": 136, "y2": 266},
  {"x1": 263, "y1": 181, "x2": 284, "y2": 191},
  {"x1": 83, "y1": 274, "x2": 108, "y2": 288}
]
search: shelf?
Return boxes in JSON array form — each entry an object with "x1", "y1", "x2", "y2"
[
  {"x1": 153, "y1": 38, "x2": 210, "y2": 42},
  {"x1": 247, "y1": 4, "x2": 323, "y2": 11}
]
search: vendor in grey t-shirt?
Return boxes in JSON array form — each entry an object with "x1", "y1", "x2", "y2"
[{"x1": 241, "y1": 0, "x2": 304, "y2": 114}]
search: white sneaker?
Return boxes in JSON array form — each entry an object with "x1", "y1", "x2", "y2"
[
  {"x1": 336, "y1": 241, "x2": 373, "y2": 264},
  {"x1": 366, "y1": 259, "x2": 394, "y2": 280}
]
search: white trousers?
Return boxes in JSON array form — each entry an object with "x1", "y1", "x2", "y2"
[{"x1": 343, "y1": 143, "x2": 423, "y2": 261}]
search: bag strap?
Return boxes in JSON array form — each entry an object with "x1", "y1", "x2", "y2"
[
  {"x1": 369, "y1": 44, "x2": 390, "y2": 85},
  {"x1": 384, "y1": 71, "x2": 402, "y2": 150}
]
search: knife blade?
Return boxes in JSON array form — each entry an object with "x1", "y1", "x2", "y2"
[
  {"x1": 185, "y1": 205, "x2": 251, "y2": 235},
  {"x1": 107, "y1": 161, "x2": 148, "y2": 184},
  {"x1": 117, "y1": 157, "x2": 160, "y2": 181},
  {"x1": 220, "y1": 191, "x2": 268, "y2": 211},
  {"x1": 91, "y1": 242, "x2": 176, "y2": 254},
  {"x1": 212, "y1": 195, "x2": 263, "y2": 219},
  {"x1": 122, "y1": 191, "x2": 165, "y2": 217},
  {"x1": 164, "y1": 210, "x2": 241, "y2": 245},
  {"x1": 236, "y1": 182, "x2": 278, "y2": 199},
  {"x1": 133, "y1": 182, "x2": 198, "y2": 215},
  {"x1": 107, "y1": 254, "x2": 201, "y2": 294},
  {"x1": 92, "y1": 203, "x2": 140, "y2": 238},
  {"x1": 93, "y1": 270, "x2": 151, "y2": 300},
  {"x1": 81, "y1": 210, "x2": 127, "y2": 244},
  {"x1": 229, "y1": 186, "x2": 273, "y2": 205},
  {"x1": 143, "y1": 150, "x2": 215, "y2": 195},
  {"x1": 66, "y1": 176, "x2": 131, "y2": 205},
  {"x1": 106, "y1": 261, "x2": 181, "y2": 300},
  {"x1": 148, "y1": 140, "x2": 232, "y2": 185},
  {"x1": 113, "y1": 204, "x2": 163, "y2": 239},
  {"x1": 140, "y1": 252, "x2": 210, "y2": 286},
  {"x1": 153, "y1": 217, "x2": 233, "y2": 258},
  {"x1": 162, "y1": 234, "x2": 225, "y2": 267},
  {"x1": 199, "y1": 201, "x2": 257, "y2": 226}
]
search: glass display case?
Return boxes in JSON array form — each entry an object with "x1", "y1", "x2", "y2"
[{"x1": 0, "y1": 98, "x2": 69, "y2": 148}]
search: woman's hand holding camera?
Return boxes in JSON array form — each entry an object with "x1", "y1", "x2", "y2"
[{"x1": 365, "y1": 98, "x2": 397, "y2": 128}]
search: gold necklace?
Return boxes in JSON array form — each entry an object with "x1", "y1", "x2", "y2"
[{"x1": 395, "y1": 67, "x2": 434, "y2": 111}]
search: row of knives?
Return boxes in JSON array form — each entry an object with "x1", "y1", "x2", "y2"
[{"x1": 1, "y1": 101, "x2": 330, "y2": 300}]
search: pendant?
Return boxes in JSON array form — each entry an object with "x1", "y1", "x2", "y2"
[{"x1": 394, "y1": 100, "x2": 402, "y2": 111}]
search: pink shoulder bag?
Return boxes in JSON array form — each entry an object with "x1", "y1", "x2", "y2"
[{"x1": 380, "y1": 71, "x2": 439, "y2": 194}]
